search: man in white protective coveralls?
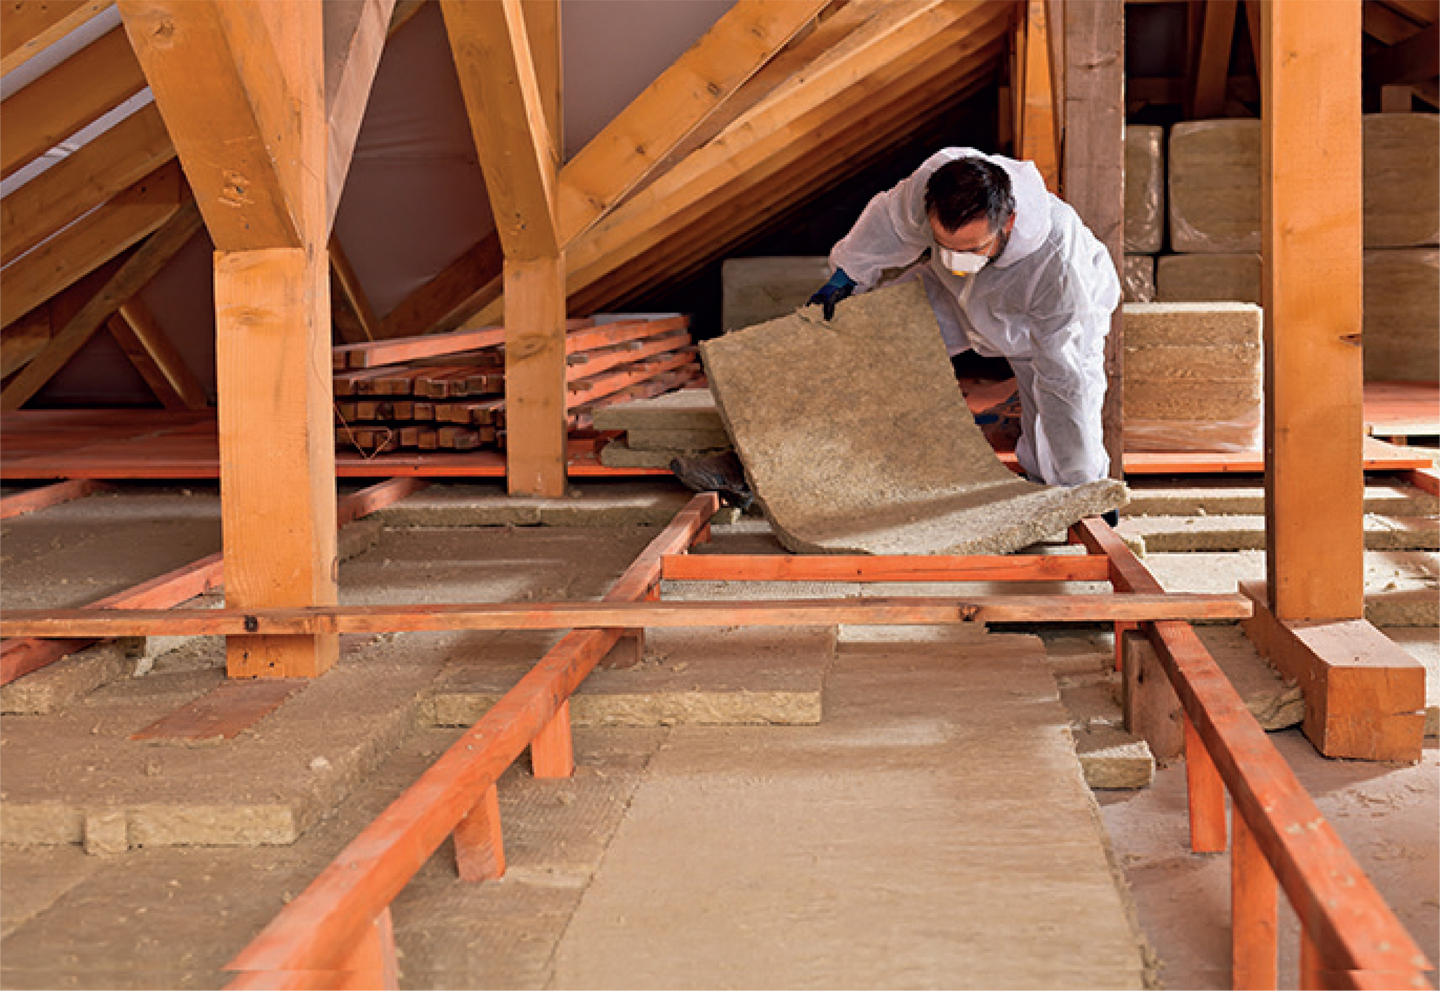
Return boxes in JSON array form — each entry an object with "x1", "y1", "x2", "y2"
[{"x1": 808, "y1": 148, "x2": 1121, "y2": 489}]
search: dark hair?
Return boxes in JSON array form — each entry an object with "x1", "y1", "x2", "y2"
[{"x1": 924, "y1": 158, "x2": 1015, "y2": 234}]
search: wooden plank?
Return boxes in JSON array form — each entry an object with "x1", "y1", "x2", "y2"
[
  {"x1": 530, "y1": 699, "x2": 575, "y2": 778},
  {"x1": 2, "y1": 197, "x2": 203, "y2": 410},
  {"x1": 1, "y1": 102, "x2": 174, "y2": 266},
  {"x1": 328, "y1": 236, "x2": 380, "y2": 343},
  {"x1": 521, "y1": 0, "x2": 562, "y2": 159},
  {"x1": 118, "y1": 0, "x2": 306, "y2": 249},
  {"x1": 1232, "y1": 810, "x2": 1279, "y2": 990},
  {"x1": 1184, "y1": 712, "x2": 1228, "y2": 853},
  {"x1": 0, "y1": 593, "x2": 1255, "y2": 638},
  {"x1": 0, "y1": 309, "x2": 52, "y2": 379},
  {"x1": 1239, "y1": 581, "x2": 1425, "y2": 760},
  {"x1": 1062, "y1": 0, "x2": 1124, "y2": 480},
  {"x1": 1019, "y1": 0, "x2": 1060, "y2": 192},
  {"x1": 555, "y1": 0, "x2": 828, "y2": 246},
  {"x1": 454, "y1": 785, "x2": 506, "y2": 882},
  {"x1": 565, "y1": 352, "x2": 695, "y2": 409},
  {"x1": 223, "y1": 496, "x2": 719, "y2": 980},
  {"x1": 0, "y1": 479, "x2": 109, "y2": 520},
  {"x1": 564, "y1": 3, "x2": 1002, "y2": 307},
  {"x1": 440, "y1": 0, "x2": 559, "y2": 259},
  {"x1": 1191, "y1": 0, "x2": 1239, "y2": 119},
  {"x1": 105, "y1": 312, "x2": 187, "y2": 408},
  {"x1": 323, "y1": 0, "x2": 396, "y2": 233},
  {"x1": 0, "y1": 159, "x2": 185, "y2": 331},
  {"x1": 0, "y1": 0, "x2": 112, "y2": 76},
  {"x1": 1404, "y1": 467, "x2": 1439, "y2": 497},
  {"x1": 565, "y1": 331, "x2": 691, "y2": 381},
  {"x1": 0, "y1": 551, "x2": 223, "y2": 686},
  {"x1": 216, "y1": 246, "x2": 338, "y2": 679},
  {"x1": 564, "y1": 316, "x2": 688, "y2": 354},
  {"x1": 129, "y1": 678, "x2": 309, "y2": 741},
  {"x1": 661, "y1": 553, "x2": 1112, "y2": 583},
  {"x1": 1070, "y1": 517, "x2": 1432, "y2": 983},
  {"x1": 1261, "y1": 0, "x2": 1366, "y2": 620},
  {"x1": 502, "y1": 255, "x2": 567, "y2": 496},
  {"x1": 375, "y1": 233, "x2": 504, "y2": 340},
  {"x1": 109, "y1": 298, "x2": 209, "y2": 408},
  {"x1": 0, "y1": 25, "x2": 147, "y2": 180}
]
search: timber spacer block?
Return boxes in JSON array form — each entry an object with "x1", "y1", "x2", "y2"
[{"x1": 1238, "y1": 581, "x2": 1425, "y2": 761}]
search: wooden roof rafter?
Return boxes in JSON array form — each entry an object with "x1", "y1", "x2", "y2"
[
  {"x1": 440, "y1": 0, "x2": 560, "y2": 261},
  {"x1": 584, "y1": 37, "x2": 1007, "y2": 312},
  {"x1": 0, "y1": 23, "x2": 147, "y2": 181},
  {"x1": 553, "y1": 0, "x2": 832, "y2": 248},
  {"x1": 0, "y1": 0, "x2": 114, "y2": 77},
  {"x1": 561, "y1": 1, "x2": 1010, "y2": 313}
]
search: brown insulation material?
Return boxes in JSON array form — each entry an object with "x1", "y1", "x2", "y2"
[
  {"x1": 700, "y1": 282, "x2": 1128, "y2": 556},
  {"x1": 1364, "y1": 113, "x2": 1440, "y2": 249},
  {"x1": 1156, "y1": 253, "x2": 1262, "y2": 304},
  {"x1": 1125, "y1": 125, "x2": 1164, "y2": 253},
  {"x1": 721, "y1": 257, "x2": 833, "y2": 332},
  {"x1": 1363, "y1": 248, "x2": 1439, "y2": 382},
  {"x1": 1122, "y1": 302, "x2": 1263, "y2": 452},
  {"x1": 1168, "y1": 120, "x2": 1261, "y2": 253}
]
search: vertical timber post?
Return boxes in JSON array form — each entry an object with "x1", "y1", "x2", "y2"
[{"x1": 1062, "y1": 0, "x2": 1125, "y2": 481}]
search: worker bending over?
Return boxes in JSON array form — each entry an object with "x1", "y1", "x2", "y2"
[{"x1": 810, "y1": 148, "x2": 1120, "y2": 487}]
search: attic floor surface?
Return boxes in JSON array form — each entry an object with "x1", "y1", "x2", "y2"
[{"x1": 0, "y1": 481, "x2": 1435, "y2": 989}]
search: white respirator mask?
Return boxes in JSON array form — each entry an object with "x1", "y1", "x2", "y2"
[{"x1": 938, "y1": 248, "x2": 991, "y2": 276}]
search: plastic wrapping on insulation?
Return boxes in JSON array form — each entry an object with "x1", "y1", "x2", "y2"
[
  {"x1": 1124, "y1": 411, "x2": 1263, "y2": 453},
  {"x1": 1123, "y1": 255, "x2": 1155, "y2": 303},
  {"x1": 1168, "y1": 120, "x2": 1262, "y2": 254},
  {"x1": 1124, "y1": 125, "x2": 1164, "y2": 254}
]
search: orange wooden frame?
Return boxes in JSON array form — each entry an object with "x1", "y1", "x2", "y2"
[
  {"x1": 222, "y1": 492, "x2": 721, "y2": 987},
  {"x1": 209, "y1": 499, "x2": 1432, "y2": 990},
  {"x1": 1071, "y1": 518, "x2": 1434, "y2": 989},
  {"x1": 0, "y1": 477, "x2": 429, "y2": 686}
]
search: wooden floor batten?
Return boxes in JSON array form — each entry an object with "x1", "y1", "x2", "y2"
[{"x1": 2, "y1": 384, "x2": 1435, "y2": 480}]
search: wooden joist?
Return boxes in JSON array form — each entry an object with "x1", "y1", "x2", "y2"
[{"x1": 0, "y1": 592, "x2": 1254, "y2": 639}]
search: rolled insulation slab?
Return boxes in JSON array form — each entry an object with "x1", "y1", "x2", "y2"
[
  {"x1": 1124, "y1": 254, "x2": 1155, "y2": 303},
  {"x1": 721, "y1": 256, "x2": 832, "y2": 332},
  {"x1": 1364, "y1": 113, "x2": 1439, "y2": 248},
  {"x1": 1122, "y1": 302, "x2": 1263, "y2": 452},
  {"x1": 1156, "y1": 253, "x2": 1261, "y2": 303},
  {"x1": 1168, "y1": 119, "x2": 1261, "y2": 253},
  {"x1": 1364, "y1": 248, "x2": 1439, "y2": 382},
  {"x1": 1125, "y1": 125, "x2": 1164, "y2": 253}
]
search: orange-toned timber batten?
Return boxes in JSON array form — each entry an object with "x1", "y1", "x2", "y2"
[
  {"x1": 2, "y1": 493, "x2": 1427, "y2": 988},
  {"x1": 187, "y1": 496, "x2": 1428, "y2": 990},
  {"x1": 0, "y1": 477, "x2": 430, "y2": 686}
]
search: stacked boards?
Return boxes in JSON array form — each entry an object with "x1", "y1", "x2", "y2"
[{"x1": 332, "y1": 316, "x2": 702, "y2": 455}]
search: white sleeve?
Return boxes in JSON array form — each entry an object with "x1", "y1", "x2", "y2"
[{"x1": 829, "y1": 149, "x2": 974, "y2": 291}]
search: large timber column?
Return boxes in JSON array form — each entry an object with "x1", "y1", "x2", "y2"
[
  {"x1": 443, "y1": 0, "x2": 568, "y2": 497},
  {"x1": 1060, "y1": 0, "x2": 1125, "y2": 479},
  {"x1": 1244, "y1": 0, "x2": 1425, "y2": 759},
  {"x1": 121, "y1": 0, "x2": 339, "y2": 677}
]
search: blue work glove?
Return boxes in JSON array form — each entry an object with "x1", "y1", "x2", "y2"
[{"x1": 808, "y1": 268, "x2": 856, "y2": 321}]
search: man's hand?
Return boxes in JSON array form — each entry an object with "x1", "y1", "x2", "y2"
[{"x1": 808, "y1": 268, "x2": 856, "y2": 321}]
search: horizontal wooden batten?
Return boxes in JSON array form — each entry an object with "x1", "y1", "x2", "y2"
[
  {"x1": 1, "y1": 593, "x2": 1254, "y2": 638},
  {"x1": 662, "y1": 553, "x2": 1113, "y2": 583}
]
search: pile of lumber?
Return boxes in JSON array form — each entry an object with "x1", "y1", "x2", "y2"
[{"x1": 333, "y1": 316, "x2": 701, "y2": 455}]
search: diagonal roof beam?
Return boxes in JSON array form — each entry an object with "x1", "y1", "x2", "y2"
[
  {"x1": 0, "y1": 25, "x2": 147, "y2": 180},
  {"x1": 566, "y1": 2, "x2": 996, "y2": 300},
  {"x1": 1, "y1": 102, "x2": 172, "y2": 266},
  {"x1": 324, "y1": 0, "x2": 396, "y2": 236},
  {"x1": 441, "y1": 0, "x2": 559, "y2": 260},
  {"x1": 1, "y1": 1, "x2": 114, "y2": 76},
  {"x1": 555, "y1": 0, "x2": 831, "y2": 248},
  {"x1": 118, "y1": 0, "x2": 307, "y2": 249}
]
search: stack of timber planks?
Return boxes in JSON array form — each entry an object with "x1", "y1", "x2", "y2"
[{"x1": 333, "y1": 316, "x2": 703, "y2": 455}]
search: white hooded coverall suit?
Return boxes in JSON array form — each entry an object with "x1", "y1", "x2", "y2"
[{"x1": 829, "y1": 148, "x2": 1121, "y2": 486}]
